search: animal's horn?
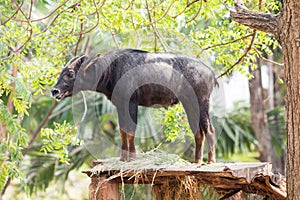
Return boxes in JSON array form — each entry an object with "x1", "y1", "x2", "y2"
[
  {"x1": 66, "y1": 56, "x2": 79, "y2": 67},
  {"x1": 69, "y1": 55, "x2": 88, "y2": 70}
]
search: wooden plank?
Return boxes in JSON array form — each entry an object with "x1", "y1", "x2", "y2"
[
  {"x1": 83, "y1": 162, "x2": 271, "y2": 179},
  {"x1": 82, "y1": 161, "x2": 286, "y2": 199}
]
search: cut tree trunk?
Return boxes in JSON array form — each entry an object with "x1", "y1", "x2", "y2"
[
  {"x1": 83, "y1": 161, "x2": 286, "y2": 200},
  {"x1": 89, "y1": 177, "x2": 119, "y2": 200}
]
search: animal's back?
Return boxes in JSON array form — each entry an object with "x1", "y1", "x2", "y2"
[
  {"x1": 99, "y1": 49, "x2": 216, "y2": 107},
  {"x1": 103, "y1": 49, "x2": 216, "y2": 87}
]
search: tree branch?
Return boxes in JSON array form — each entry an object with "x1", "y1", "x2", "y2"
[
  {"x1": 145, "y1": 0, "x2": 168, "y2": 52},
  {"x1": 217, "y1": 31, "x2": 256, "y2": 79},
  {"x1": 171, "y1": 0, "x2": 200, "y2": 18},
  {"x1": 74, "y1": 18, "x2": 84, "y2": 56},
  {"x1": 10, "y1": 1, "x2": 33, "y2": 53},
  {"x1": 200, "y1": 33, "x2": 253, "y2": 53},
  {"x1": 186, "y1": 0, "x2": 202, "y2": 23},
  {"x1": 1, "y1": 0, "x2": 24, "y2": 25},
  {"x1": 253, "y1": 47, "x2": 284, "y2": 67},
  {"x1": 230, "y1": 1, "x2": 279, "y2": 36}
]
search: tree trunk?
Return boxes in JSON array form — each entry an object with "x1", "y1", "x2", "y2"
[
  {"x1": 266, "y1": 55, "x2": 286, "y2": 174},
  {"x1": 249, "y1": 59, "x2": 285, "y2": 174},
  {"x1": 278, "y1": 4, "x2": 300, "y2": 198},
  {"x1": 230, "y1": 0, "x2": 300, "y2": 198},
  {"x1": 248, "y1": 64, "x2": 272, "y2": 162}
]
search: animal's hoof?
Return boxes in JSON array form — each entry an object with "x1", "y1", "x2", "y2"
[
  {"x1": 120, "y1": 152, "x2": 129, "y2": 162},
  {"x1": 120, "y1": 157, "x2": 127, "y2": 162},
  {"x1": 195, "y1": 161, "x2": 202, "y2": 166},
  {"x1": 196, "y1": 163, "x2": 202, "y2": 168},
  {"x1": 207, "y1": 159, "x2": 216, "y2": 164},
  {"x1": 128, "y1": 152, "x2": 137, "y2": 161}
]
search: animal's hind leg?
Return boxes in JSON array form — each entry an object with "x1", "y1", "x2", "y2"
[
  {"x1": 206, "y1": 119, "x2": 216, "y2": 163},
  {"x1": 182, "y1": 101, "x2": 205, "y2": 164},
  {"x1": 200, "y1": 111, "x2": 216, "y2": 164},
  {"x1": 194, "y1": 128, "x2": 205, "y2": 165}
]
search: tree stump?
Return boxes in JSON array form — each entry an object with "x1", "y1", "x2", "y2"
[
  {"x1": 89, "y1": 176, "x2": 119, "y2": 200},
  {"x1": 152, "y1": 176, "x2": 200, "y2": 200}
]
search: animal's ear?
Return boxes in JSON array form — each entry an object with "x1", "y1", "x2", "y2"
[{"x1": 68, "y1": 55, "x2": 88, "y2": 70}]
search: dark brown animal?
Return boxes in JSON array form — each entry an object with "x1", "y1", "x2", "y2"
[{"x1": 51, "y1": 49, "x2": 217, "y2": 164}]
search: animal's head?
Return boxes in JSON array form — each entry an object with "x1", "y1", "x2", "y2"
[{"x1": 51, "y1": 55, "x2": 88, "y2": 101}]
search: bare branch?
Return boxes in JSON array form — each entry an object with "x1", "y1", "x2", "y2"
[
  {"x1": 111, "y1": 30, "x2": 120, "y2": 49},
  {"x1": 217, "y1": 31, "x2": 256, "y2": 79},
  {"x1": 75, "y1": 18, "x2": 84, "y2": 56},
  {"x1": 230, "y1": 0, "x2": 279, "y2": 36},
  {"x1": 61, "y1": 0, "x2": 104, "y2": 37},
  {"x1": 31, "y1": 0, "x2": 69, "y2": 22},
  {"x1": 1, "y1": 0, "x2": 24, "y2": 25},
  {"x1": 151, "y1": 1, "x2": 176, "y2": 24},
  {"x1": 253, "y1": 47, "x2": 284, "y2": 67},
  {"x1": 27, "y1": 0, "x2": 33, "y2": 19},
  {"x1": 10, "y1": 1, "x2": 33, "y2": 53},
  {"x1": 186, "y1": 0, "x2": 203, "y2": 24},
  {"x1": 145, "y1": 0, "x2": 168, "y2": 52},
  {"x1": 200, "y1": 33, "x2": 253, "y2": 53},
  {"x1": 122, "y1": 0, "x2": 135, "y2": 10},
  {"x1": 82, "y1": 35, "x2": 90, "y2": 54}
]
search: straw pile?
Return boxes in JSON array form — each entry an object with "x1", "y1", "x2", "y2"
[{"x1": 87, "y1": 150, "x2": 213, "y2": 199}]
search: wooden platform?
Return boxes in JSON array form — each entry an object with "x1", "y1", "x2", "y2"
[{"x1": 83, "y1": 158, "x2": 286, "y2": 200}]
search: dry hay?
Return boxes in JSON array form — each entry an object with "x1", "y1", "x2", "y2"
[
  {"x1": 89, "y1": 150, "x2": 191, "y2": 185},
  {"x1": 88, "y1": 150, "x2": 219, "y2": 199},
  {"x1": 92, "y1": 150, "x2": 190, "y2": 170}
]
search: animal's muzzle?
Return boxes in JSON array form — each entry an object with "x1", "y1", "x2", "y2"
[{"x1": 51, "y1": 88, "x2": 60, "y2": 97}]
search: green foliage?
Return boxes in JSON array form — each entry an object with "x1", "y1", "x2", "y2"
[
  {"x1": 0, "y1": 99, "x2": 29, "y2": 192},
  {"x1": 41, "y1": 121, "x2": 81, "y2": 163},
  {"x1": 27, "y1": 156, "x2": 56, "y2": 194},
  {"x1": 215, "y1": 101, "x2": 257, "y2": 158},
  {"x1": 153, "y1": 104, "x2": 193, "y2": 142},
  {"x1": 25, "y1": 145, "x2": 90, "y2": 195}
]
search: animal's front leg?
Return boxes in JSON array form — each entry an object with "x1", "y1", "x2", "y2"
[
  {"x1": 120, "y1": 129, "x2": 129, "y2": 161},
  {"x1": 119, "y1": 131, "x2": 136, "y2": 161},
  {"x1": 127, "y1": 134, "x2": 136, "y2": 161},
  {"x1": 117, "y1": 102, "x2": 138, "y2": 162},
  {"x1": 127, "y1": 102, "x2": 138, "y2": 161}
]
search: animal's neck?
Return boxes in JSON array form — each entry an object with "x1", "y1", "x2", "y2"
[{"x1": 75, "y1": 57, "x2": 112, "y2": 97}]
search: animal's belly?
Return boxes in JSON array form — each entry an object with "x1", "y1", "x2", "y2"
[{"x1": 136, "y1": 84, "x2": 179, "y2": 108}]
